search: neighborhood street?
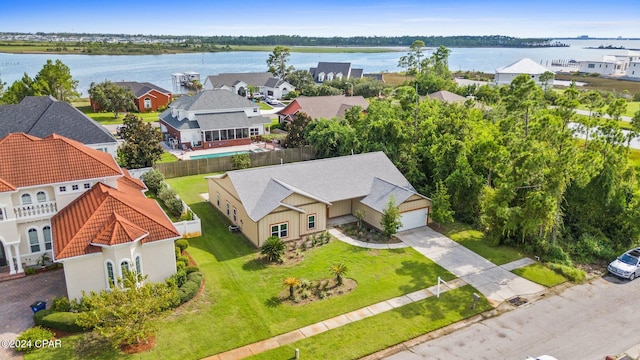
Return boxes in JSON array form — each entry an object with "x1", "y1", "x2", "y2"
[{"x1": 384, "y1": 275, "x2": 640, "y2": 360}]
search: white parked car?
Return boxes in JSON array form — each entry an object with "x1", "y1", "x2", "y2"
[
  {"x1": 526, "y1": 356, "x2": 558, "y2": 360},
  {"x1": 265, "y1": 96, "x2": 278, "y2": 105},
  {"x1": 608, "y1": 247, "x2": 640, "y2": 280}
]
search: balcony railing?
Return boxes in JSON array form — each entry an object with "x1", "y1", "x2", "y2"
[{"x1": 13, "y1": 201, "x2": 57, "y2": 220}]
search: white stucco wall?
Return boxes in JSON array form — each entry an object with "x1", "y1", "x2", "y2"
[{"x1": 62, "y1": 253, "x2": 105, "y2": 300}]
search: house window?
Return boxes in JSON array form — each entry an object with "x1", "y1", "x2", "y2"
[
  {"x1": 327, "y1": 73, "x2": 334, "y2": 81},
  {"x1": 250, "y1": 128, "x2": 260, "y2": 136},
  {"x1": 36, "y1": 191, "x2": 47, "y2": 203},
  {"x1": 233, "y1": 208, "x2": 237, "y2": 222},
  {"x1": 318, "y1": 73, "x2": 325, "y2": 82},
  {"x1": 106, "y1": 261, "x2": 115, "y2": 287},
  {"x1": 0, "y1": 207, "x2": 5, "y2": 221},
  {"x1": 28, "y1": 228, "x2": 40, "y2": 252},
  {"x1": 308, "y1": 215, "x2": 316, "y2": 230},
  {"x1": 21, "y1": 193, "x2": 32, "y2": 205},
  {"x1": 144, "y1": 97, "x2": 152, "y2": 109},
  {"x1": 84, "y1": 183, "x2": 91, "y2": 189},
  {"x1": 216, "y1": 193, "x2": 220, "y2": 207},
  {"x1": 135, "y1": 255, "x2": 142, "y2": 274},
  {"x1": 59, "y1": 186, "x2": 66, "y2": 192},
  {"x1": 226, "y1": 202, "x2": 230, "y2": 216},
  {"x1": 43, "y1": 226, "x2": 52, "y2": 250},
  {"x1": 270, "y1": 223, "x2": 288, "y2": 238},
  {"x1": 72, "y1": 184, "x2": 79, "y2": 191},
  {"x1": 588, "y1": 64, "x2": 595, "y2": 69},
  {"x1": 120, "y1": 260, "x2": 131, "y2": 278}
]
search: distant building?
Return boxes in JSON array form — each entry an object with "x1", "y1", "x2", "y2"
[
  {"x1": 310, "y1": 62, "x2": 364, "y2": 83},
  {"x1": 107, "y1": 81, "x2": 171, "y2": 112},
  {"x1": 277, "y1": 95, "x2": 369, "y2": 122},
  {"x1": 203, "y1": 72, "x2": 294, "y2": 99},
  {"x1": 494, "y1": 58, "x2": 555, "y2": 87}
]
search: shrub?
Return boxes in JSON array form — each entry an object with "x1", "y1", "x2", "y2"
[
  {"x1": 158, "y1": 186, "x2": 184, "y2": 216},
  {"x1": 39, "y1": 312, "x2": 87, "y2": 333},
  {"x1": 172, "y1": 269, "x2": 188, "y2": 287},
  {"x1": 51, "y1": 296, "x2": 71, "y2": 312},
  {"x1": 633, "y1": 92, "x2": 640, "y2": 102},
  {"x1": 260, "y1": 236, "x2": 285, "y2": 262},
  {"x1": 187, "y1": 271, "x2": 203, "y2": 284},
  {"x1": 141, "y1": 168, "x2": 165, "y2": 195},
  {"x1": 185, "y1": 265, "x2": 200, "y2": 274},
  {"x1": 33, "y1": 308, "x2": 54, "y2": 326},
  {"x1": 548, "y1": 263, "x2": 586, "y2": 284},
  {"x1": 175, "y1": 239, "x2": 189, "y2": 252},
  {"x1": 231, "y1": 153, "x2": 251, "y2": 170},
  {"x1": 25, "y1": 267, "x2": 37, "y2": 275},
  {"x1": 177, "y1": 272, "x2": 203, "y2": 304},
  {"x1": 177, "y1": 255, "x2": 190, "y2": 266},
  {"x1": 176, "y1": 261, "x2": 186, "y2": 272},
  {"x1": 180, "y1": 209, "x2": 194, "y2": 221},
  {"x1": 15, "y1": 326, "x2": 54, "y2": 353}
]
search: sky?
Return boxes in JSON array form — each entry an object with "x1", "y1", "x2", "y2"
[{"x1": 2, "y1": 0, "x2": 639, "y2": 38}]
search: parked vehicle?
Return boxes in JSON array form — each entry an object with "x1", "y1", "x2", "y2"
[
  {"x1": 608, "y1": 247, "x2": 640, "y2": 280},
  {"x1": 266, "y1": 96, "x2": 278, "y2": 105},
  {"x1": 526, "y1": 356, "x2": 558, "y2": 360}
]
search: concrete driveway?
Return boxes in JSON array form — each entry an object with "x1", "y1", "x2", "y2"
[
  {"x1": 396, "y1": 227, "x2": 545, "y2": 306},
  {"x1": 0, "y1": 269, "x2": 67, "y2": 359}
]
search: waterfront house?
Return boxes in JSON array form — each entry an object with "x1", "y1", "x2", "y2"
[
  {"x1": 203, "y1": 72, "x2": 295, "y2": 99},
  {"x1": 494, "y1": 58, "x2": 555, "y2": 87},
  {"x1": 92, "y1": 81, "x2": 172, "y2": 112},
  {"x1": 207, "y1": 152, "x2": 431, "y2": 247},
  {"x1": 310, "y1": 62, "x2": 364, "y2": 83},
  {"x1": 159, "y1": 90, "x2": 271, "y2": 150},
  {"x1": 0, "y1": 96, "x2": 118, "y2": 156},
  {"x1": 277, "y1": 95, "x2": 369, "y2": 123},
  {"x1": 0, "y1": 133, "x2": 179, "y2": 299}
]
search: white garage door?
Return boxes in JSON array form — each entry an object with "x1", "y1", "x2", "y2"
[{"x1": 398, "y1": 208, "x2": 428, "y2": 232}]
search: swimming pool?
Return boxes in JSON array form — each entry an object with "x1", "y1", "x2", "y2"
[{"x1": 189, "y1": 150, "x2": 251, "y2": 160}]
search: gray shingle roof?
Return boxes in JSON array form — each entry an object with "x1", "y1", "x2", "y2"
[
  {"x1": 216, "y1": 152, "x2": 425, "y2": 221},
  {"x1": 0, "y1": 96, "x2": 116, "y2": 145},
  {"x1": 360, "y1": 177, "x2": 415, "y2": 213},
  {"x1": 205, "y1": 72, "x2": 290, "y2": 89},
  {"x1": 173, "y1": 90, "x2": 256, "y2": 111},
  {"x1": 196, "y1": 112, "x2": 271, "y2": 130},
  {"x1": 114, "y1": 81, "x2": 171, "y2": 97},
  {"x1": 310, "y1": 62, "x2": 364, "y2": 80}
]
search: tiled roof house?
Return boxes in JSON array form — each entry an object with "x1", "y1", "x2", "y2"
[{"x1": 0, "y1": 133, "x2": 179, "y2": 299}]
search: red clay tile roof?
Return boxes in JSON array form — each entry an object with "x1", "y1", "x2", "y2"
[
  {"x1": 120, "y1": 168, "x2": 147, "y2": 191},
  {"x1": 0, "y1": 133, "x2": 122, "y2": 191},
  {"x1": 52, "y1": 178, "x2": 180, "y2": 260}
]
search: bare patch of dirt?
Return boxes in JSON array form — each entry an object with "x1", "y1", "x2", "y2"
[
  {"x1": 278, "y1": 278, "x2": 358, "y2": 306},
  {"x1": 120, "y1": 335, "x2": 155, "y2": 354}
]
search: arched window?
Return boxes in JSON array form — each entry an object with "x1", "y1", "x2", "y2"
[
  {"x1": 36, "y1": 191, "x2": 47, "y2": 203},
  {"x1": 135, "y1": 255, "x2": 142, "y2": 274},
  {"x1": 28, "y1": 228, "x2": 40, "y2": 252},
  {"x1": 21, "y1": 193, "x2": 32, "y2": 205},
  {"x1": 144, "y1": 97, "x2": 152, "y2": 109},
  {"x1": 120, "y1": 260, "x2": 131, "y2": 277},
  {"x1": 43, "y1": 226, "x2": 52, "y2": 250},
  {"x1": 105, "y1": 261, "x2": 115, "y2": 287}
]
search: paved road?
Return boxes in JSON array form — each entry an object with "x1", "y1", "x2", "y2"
[{"x1": 385, "y1": 275, "x2": 640, "y2": 360}]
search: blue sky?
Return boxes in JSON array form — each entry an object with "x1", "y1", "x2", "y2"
[{"x1": 2, "y1": 1, "x2": 639, "y2": 38}]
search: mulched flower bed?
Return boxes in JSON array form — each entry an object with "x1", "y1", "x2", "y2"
[
  {"x1": 336, "y1": 222, "x2": 401, "y2": 244},
  {"x1": 279, "y1": 278, "x2": 358, "y2": 306}
]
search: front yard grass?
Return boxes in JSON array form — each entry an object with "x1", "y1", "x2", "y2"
[
  {"x1": 512, "y1": 263, "x2": 567, "y2": 287},
  {"x1": 29, "y1": 172, "x2": 475, "y2": 360},
  {"x1": 438, "y1": 222, "x2": 526, "y2": 265}
]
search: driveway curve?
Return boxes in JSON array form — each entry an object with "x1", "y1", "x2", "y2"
[{"x1": 396, "y1": 227, "x2": 545, "y2": 306}]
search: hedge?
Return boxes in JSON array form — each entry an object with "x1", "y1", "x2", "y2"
[
  {"x1": 178, "y1": 271, "x2": 203, "y2": 304},
  {"x1": 38, "y1": 312, "x2": 88, "y2": 333},
  {"x1": 15, "y1": 327, "x2": 54, "y2": 353}
]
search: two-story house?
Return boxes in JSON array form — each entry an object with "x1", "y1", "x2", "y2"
[
  {"x1": 159, "y1": 90, "x2": 272, "y2": 150},
  {"x1": 0, "y1": 133, "x2": 179, "y2": 299},
  {"x1": 203, "y1": 72, "x2": 295, "y2": 99},
  {"x1": 309, "y1": 62, "x2": 364, "y2": 83}
]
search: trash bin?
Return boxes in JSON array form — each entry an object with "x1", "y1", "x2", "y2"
[{"x1": 30, "y1": 301, "x2": 46, "y2": 313}]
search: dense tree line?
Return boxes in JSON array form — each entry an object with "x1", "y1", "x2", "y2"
[{"x1": 0, "y1": 59, "x2": 78, "y2": 103}]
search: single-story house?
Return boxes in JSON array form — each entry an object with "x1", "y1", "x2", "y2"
[
  {"x1": 207, "y1": 152, "x2": 431, "y2": 247},
  {"x1": 0, "y1": 96, "x2": 118, "y2": 156},
  {"x1": 110, "y1": 81, "x2": 172, "y2": 112},
  {"x1": 310, "y1": 62, "x2": 364, "y2": 83},
  {"x1": 203, "y1": 72, "x2": 295, "y2": 99},
  {"x1": 494, "y1": 58, "x2": 555, "y2": 87},
  {"x1": 159, "y1": 90, "x2": 272, "y2": 150},
  {"x1": 0, "y1": 133, "x2": 179, "y2": 299},
  {"x1": 277, "y1": 95, "x2": 369, "y2": 123}
]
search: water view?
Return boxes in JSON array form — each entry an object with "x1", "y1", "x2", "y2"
[{"x1": 1, "y1": 39, "x2": 639, "y2": 96}]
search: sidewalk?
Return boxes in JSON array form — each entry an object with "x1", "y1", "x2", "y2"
[{"x1": 204, "y1": 278, "x2": 467, "y2": 360}]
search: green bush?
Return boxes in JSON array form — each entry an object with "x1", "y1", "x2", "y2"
[
  {"x1": 260, "y1": 236, "x2": 285, "y2": 262},
  {"x1": 51, "y1": 296, "x2": 71, "y2": 312},
  {"x1": 15, "y1": 326, "x2": 54, "y2": 353},
  {"x1": 177, "y1": 255, "x2": 189, "y2": 266},
  {"x1": 633, "y1": 92, "x2": 640, "y2": 102},
  {"x1": 39, "y1": 312, "x2": 87, "y2": 333},
  {"x1": 158, "y1": 186, "x2": 184, "y2": 216},
  {"x1": 172, "y1": 269, "x2": 188, "y2": 287},
  {"x1": 231, "y1": 153, "x2": 251, "y2": 170},
  {"x1": 175, "y1": 239, "x2": 189, "y2": 252},
  {"x1": 25, "y1": 267, "x2": 37, "y2": 275},
  {"x1": 141, "y1": 169, "x2": 166, "y2": 195},
  {"x1": 187, "y1": 271, "x2": 203, "y2": 284},
  {"x1": 33, "y1": 308, "x2": 54, "y2": 326},
  {"x1": 185, "y1": 265, "x2": 200, "y2": 274},
  {"x1": 548, "y1": 263, "x2": 586, "y2": 283}
]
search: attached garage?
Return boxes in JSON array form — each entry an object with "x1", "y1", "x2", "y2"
[{"x1": 398, "y1": 207, "x2": 428, "y2": 232}]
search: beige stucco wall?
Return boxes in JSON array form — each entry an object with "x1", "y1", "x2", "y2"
[
  {"x1": 141, "y1": 239, "x2": 177, "y2": 283},
  {"x1": 62, "y1": 253, "x2": 105, "y2": 300},
  {"x1": 328, "y1": 199, "x2": 352, "y2": 218}
]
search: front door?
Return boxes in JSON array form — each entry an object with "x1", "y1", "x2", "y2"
[{"x1": 0, "y1": 242, "x2": 6, "y2": 267}]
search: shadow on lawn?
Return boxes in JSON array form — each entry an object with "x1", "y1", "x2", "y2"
[
  {"x1": 243, "y1": 257, "x2": 268, "y2": 271},
  {"x1": 265, "y1": 296, "x2": 283, "y2": 308},
  {"x1": 187, "y1": 202, "x2": 257, "y2": 262},
  {"x1": 396, "y1": 260, "x2": 451, "y2": 294}
]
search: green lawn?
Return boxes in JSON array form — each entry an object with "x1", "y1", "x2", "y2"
[
  {"x1": 71, "y1": 99, "x2": 160, "y2": 125},
  {"x1": 30, "y1": 172, "x2": 484, "y2": 360},
  {"x1": 156, "y1": 151, "x2": 178, "y2": 164},
  {"x1": 512, "y1": 263, "x2": 567, "y2": 287},
  {"x1": 439, "y1": 222, "x2": 526, "y2": 265},
  {"x1": 576, "y1": 101, "x2": 640, "y2": 118}
]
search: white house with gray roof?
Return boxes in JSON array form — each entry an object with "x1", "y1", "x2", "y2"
[
  {"x1": 207, "y1": 152, "x2": 431, "y2": 247},
  {"x1": 159, "y1": 90, "x2": 271, "y2": 150},
  {"x1": 0, "y1": 96, "x2": 118, "y2": 156},
  {"x1": 203, "y1": 72, "x2": 295, "y2": 99}
]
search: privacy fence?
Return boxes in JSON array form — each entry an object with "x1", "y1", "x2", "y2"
[{"x1": 155, "y1": 147, "x2": 317, "y2": 178}]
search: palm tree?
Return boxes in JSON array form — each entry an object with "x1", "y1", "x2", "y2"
[
  {"x1": 261, "y1": 236, "x2": 285, "y2": 262},
  {"x1": 283, "y1": 277, "x2": 300, "y2": 299},
  {"x1": 330, "y1": 262, "x2": 348, "y2": 286}
]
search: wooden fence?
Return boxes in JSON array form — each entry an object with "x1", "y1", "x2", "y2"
[{"x1": 156, "y1": 147, "x2": 317, "y2": 178}]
